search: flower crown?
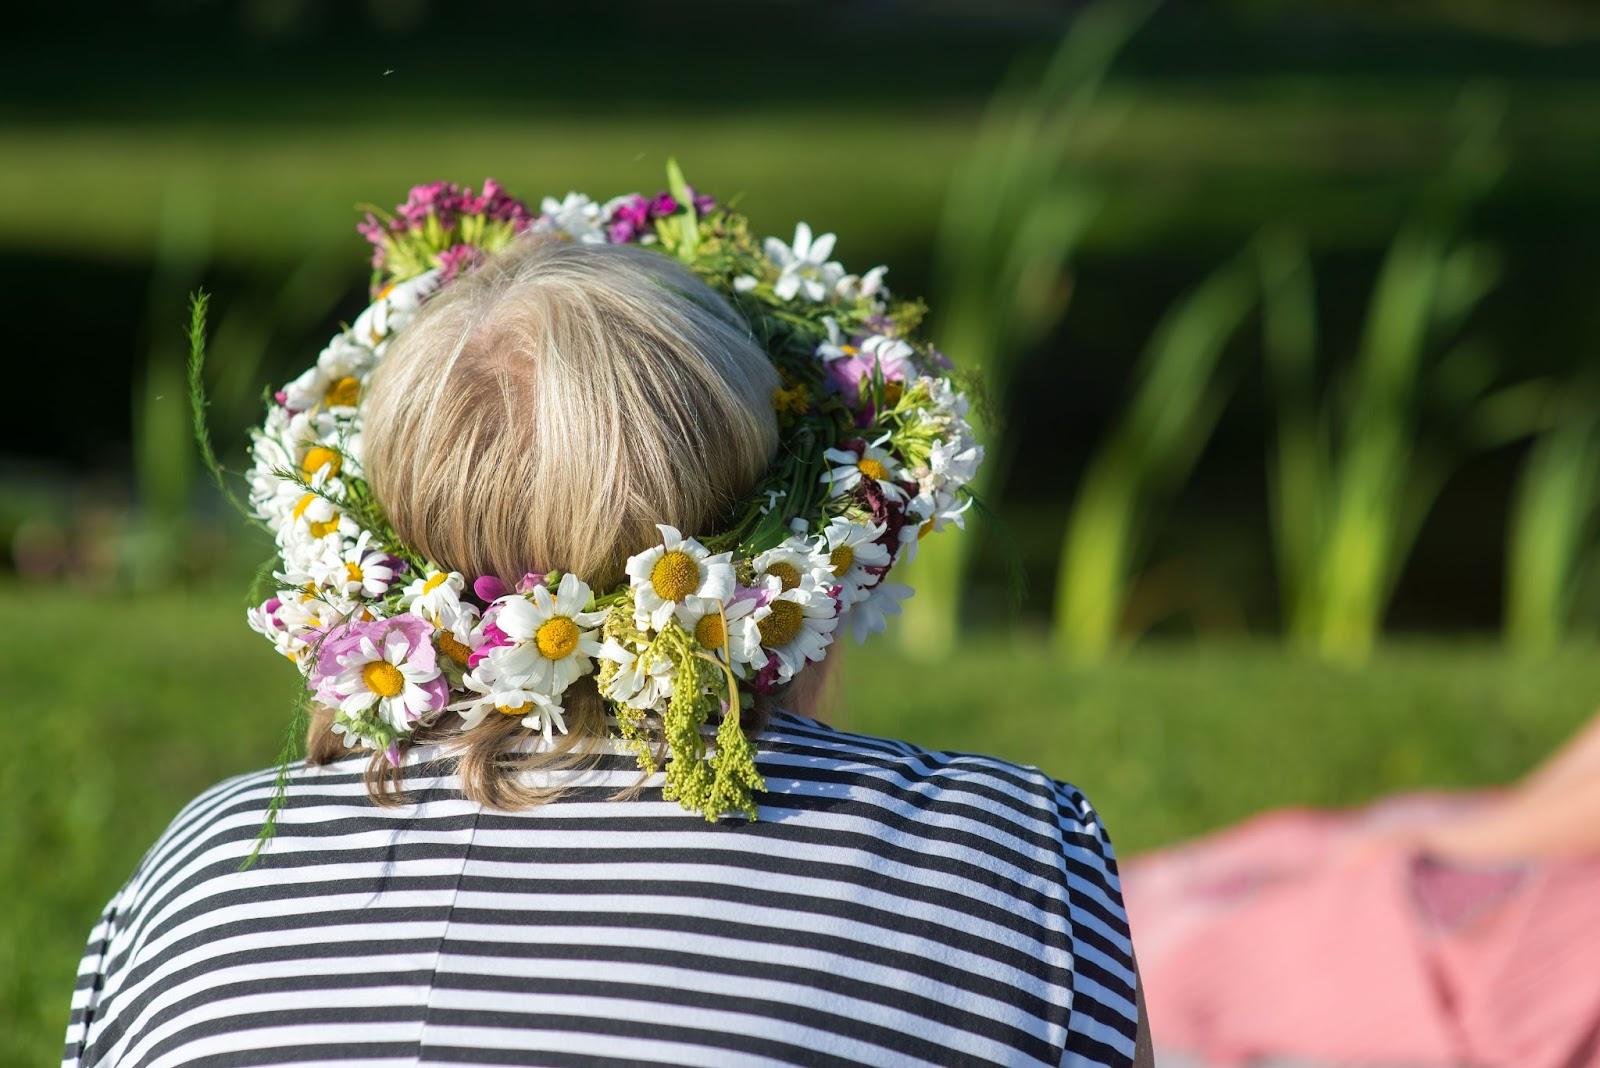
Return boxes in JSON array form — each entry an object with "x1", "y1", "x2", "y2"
[{"x1": 241, "y1": 166, "x2": 983, "y2": 821}]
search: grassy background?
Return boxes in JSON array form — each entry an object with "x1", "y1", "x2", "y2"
[{"x1": 10, "y1": 584, "x2": 1600, "y2": 1064}]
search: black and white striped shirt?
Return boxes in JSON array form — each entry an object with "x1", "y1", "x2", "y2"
[{"x1": 66, "y1": 712, "x2": 1139, "y2": 1067}]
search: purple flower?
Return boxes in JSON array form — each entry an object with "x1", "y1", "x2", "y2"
[
  {"x1": 853, "y1": 475, "x2": 919, "y2": 555},
  {"x1": 646, "y1": 186, "x2": 716, "y2": 220},
  {"x1": 513, "y1": 571, "x2": 547, "y2": 594},
  {"x1": 647, "y1": 191, "x2": 681, "y2": 218}
]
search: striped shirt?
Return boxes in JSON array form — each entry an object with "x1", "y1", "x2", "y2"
[{"x1": 65, "y1": 711, "x2": 1139, "y2": 1067}]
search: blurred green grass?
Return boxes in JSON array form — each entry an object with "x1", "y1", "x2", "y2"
[
  {"x1": 8, "y1": 583, "x2": 1599, "y2": 1063},
  {"x1": 10, "y1": 84, "x2": 1600, "y2": 266}
]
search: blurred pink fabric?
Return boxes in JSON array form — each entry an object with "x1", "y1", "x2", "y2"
[{"x1": 1123, "y1": 793, "x2": 1600, "y2": 1067}]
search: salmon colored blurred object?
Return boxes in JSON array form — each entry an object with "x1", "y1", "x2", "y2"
[{"x1": 1125, "y1": 795, "x2": 1600, "y2": 1068}]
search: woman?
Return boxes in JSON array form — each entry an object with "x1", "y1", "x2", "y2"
[
  {"x1": 64, "y1": 180, "x2": 1150, "y2": 1067},
  {"x1": 1127, "y1": 706, "x2": 1600, "y2": 1067}
]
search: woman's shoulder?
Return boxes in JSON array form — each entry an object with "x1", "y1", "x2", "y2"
[{"x1": 762, "y1": 710, "x2": 1117, "y2": 838}]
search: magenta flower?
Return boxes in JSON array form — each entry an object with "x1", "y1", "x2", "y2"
[
  {"x1": 467, "y1": 608, "x2": 514, "y2": 669},
  {"x1": 606, "y1": 195, "x2": 651, "y2": 243}
]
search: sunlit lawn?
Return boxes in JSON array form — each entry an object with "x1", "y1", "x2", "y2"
[{"x1": 8, "y1": 583, "x2": 1599, "y2": 1064}]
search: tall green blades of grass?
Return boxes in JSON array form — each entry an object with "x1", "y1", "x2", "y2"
[
  {"x1": 1257, "y1": 229, "x2": 1323, "y2": 626},
  {"x1": 1506, "y1": 414, "x2": 1600, "y2": 649},
  {"x1": 901, "y1": 0, "x2": 1153, "y2": 654},
  {"x1": 131, "y1": 179, "x2": 213, "y2": 587},
  {"x1": 1259, "y1": 94, "x2": 1523, "y2": 659},
  {"x1": 1052, "y1": 251, "x2": 1258, "y2": 657}
]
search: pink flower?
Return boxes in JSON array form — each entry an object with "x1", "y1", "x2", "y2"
[
  {"x1": 435, "y1": 243, "x2": 484, "y2": 282},
  {"x1": 824, "y1": 335, "x2": 916, "y2": 402},
  {"x1": 309, "y1": 615, "x2": 448, "y2": 717}
]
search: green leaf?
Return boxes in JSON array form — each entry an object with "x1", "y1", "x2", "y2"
[{"x1": 665, "y1": 156, "x2": 699, "y2": 260}]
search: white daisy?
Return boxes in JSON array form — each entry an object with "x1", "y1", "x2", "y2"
[
  {"x1": 526, "y1": 701, "x2": 569, "y2": 746},
  {"x1": 896, "y1": 495, "x2": 935, "y2": 562},
  {"x1": 674, "y1": 593, "x2": 768, "y2": 675},
  {"x1": 835, "y1": 264, "x2": 888, "y2": 303},
  {"x1": 399, "y1": 568, "x2": 466, "y2": 625},
  {"x1": 751, "y1": 535, "x2": 831, "y2": 597},
  {"x1": 279, "y1": 487, "x2": 347, "y2": 543},
  {"x1": 273, "y1": 584, "x2": 349, "y2": 643},
  {"x1": 246, "y1": 597, "x2": 302, "y2": 663},
  {"x1": 841, "y1": 582, "x2": 914, "y2": 643},
  {"x1": 817, "y1": 518, "x2": 892, "y2": 606},
  {"x1": 316, "y1": 333, "x2": 375, "y2": 381},
  {"x1": 754, "y1": 584, "x2": 838, "y2": 682},
  {"x1": 280, "y1": 363, "x2": 332, "y2": 413},
  {"x1": 624, "y1": 524, "x2": 736, "y2": 630},
  {"x1": 595, "y1": 639, "x2": 676, "y2": 711},
  {"x1": 764, "y1": 223, "x2": 846, "y2": 302},
  {"x1": 489, "y1": 573, "x2": 607, "y2": 698},
  {"x1": 350, "y1": 270, "x2": 440, "y2": 352},
  {"x1": 328, "y1": 531, "x2": 397, "y2": 599},
  {"x1": 821, "y1": 436, "x2": 907, "y2": 501},
  {"x1": 815, "y1": 316, "x2": 851, "y2": 361},
  {"x1": 447, "y1": 662, "x2": 558, "y2": 732},
  {"x1": 432, "y1": 600, "x2": 480, "y2": 676},
  {"x1": 929, "y1": 434, "x2": 984, "y2": 490},
  {"x1": 329, "y1": 628, "x2": 444, "y2": 731},
  {"x1": 540, "y1": 192, "x2": 608, "y2": 244}
]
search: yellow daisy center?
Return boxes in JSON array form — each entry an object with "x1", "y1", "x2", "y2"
[
  {"x1": 422, "y1": 572, "x2": 449, "y2": 594},
  {"x1": 694, "y1": 613, "x2": 726, "y2": 650},
  {"x1": 758, "y1": 599, "x2": 804, "y2": 648},
  {"x1": 292, "y1": 493, "x2": 340, "y2": 537},
  {"x1": 764, "y1": 561, "x2": 802, "y2": 591},
  {"x1": 361, "y1": 660, "x2": 405, "y2": 698},
  {"x1": 324, "y1": 376, "x2": 361, "y2": 408},
  {"x1": 496, "y1": 702, "x2": 531, "y2": 717},
  {"x1": 857, "y1": 458, "x2": 889, "y2": 481},
  {"x1": 535, "y1": 616, "x2": 580, "y2": 659},
  {"x1": 829, "y1": 545, "x2": 855, "y2": 575},
  {"x1": 437, "y1": 631, "x2": 472, "y2": 666},
  {"x1": 344, "y1": 562, "x2": 364, "y2": 584},
  {"x1": 301, "y1": 446, "x2": 341, "y2": 476},
  {"x1": 650, "y1": 550, "x2": 700, "y2": 602}
]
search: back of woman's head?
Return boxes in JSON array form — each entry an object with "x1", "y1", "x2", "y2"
[
  {"x1": 362, "y1": 236, "x2": 781, "y2": 587},
  {"x1": 308, "y1": 236, "x2": 783, "y2": 803}
]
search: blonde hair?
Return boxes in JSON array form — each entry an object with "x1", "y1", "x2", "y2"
[{"x1": 306, "y1": 235, "x2": 784, "y2": 807}]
